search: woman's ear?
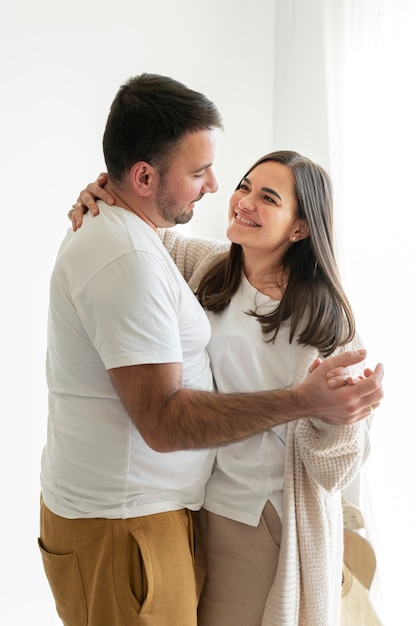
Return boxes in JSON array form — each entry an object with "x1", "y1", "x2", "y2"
[{"x1": 292, "y1": 220, "x2": 310, "y2": 242}]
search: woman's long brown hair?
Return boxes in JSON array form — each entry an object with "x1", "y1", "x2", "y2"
[{"x1": 195, "y1": 151, "x2": 355, "y2": 357}]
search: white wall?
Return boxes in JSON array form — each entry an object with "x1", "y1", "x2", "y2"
[
  {"x1": 273, "y1": 0, "x2": 330, "y2": 169},
  {"x1": 0, "y1": 1, "x2": 277, "y2": 623}
]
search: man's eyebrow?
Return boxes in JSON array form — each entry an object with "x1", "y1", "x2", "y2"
[
  {"x1": 192, "y1": 162, "x2": 213, "y2": 173},
  {"x1": 242, "y1": 176, "x2": 282, "y2": 202}
]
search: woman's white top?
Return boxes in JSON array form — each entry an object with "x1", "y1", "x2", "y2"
[
  {"x1": 204, "y1": 274, "x2": 302, "y2": 526},
  {"x1": 160, "y1": 229, "x2": 372, "y2": 625}
]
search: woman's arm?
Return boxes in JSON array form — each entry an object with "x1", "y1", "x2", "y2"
[{"x1": 159, "y1": 229, "x2": 229, "y2": 284}]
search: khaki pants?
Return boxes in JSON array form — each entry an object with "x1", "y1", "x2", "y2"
[
  {"x1": 196, "y1": 502, "x2": 282, "y2": 626},
  {"x1": 39, "y1": 499, "x2": 197, "y2": 626}
]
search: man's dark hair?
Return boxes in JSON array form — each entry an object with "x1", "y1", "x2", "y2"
[{"x1": 103, "y1": 73, "x2": 223, "y2": 182}]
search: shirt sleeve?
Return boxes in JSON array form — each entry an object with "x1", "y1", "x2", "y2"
[{"x1": 75, "y1": 250, "x2": 183, "y2": 369}]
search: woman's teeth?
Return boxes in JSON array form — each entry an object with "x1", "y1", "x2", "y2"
[{"x1": 235, "y1": 212, "x2": 259, "y2": 226}]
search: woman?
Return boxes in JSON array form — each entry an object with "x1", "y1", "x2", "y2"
[{"x1": 72, "y1": 151, "x2": 372, "y2": 626}]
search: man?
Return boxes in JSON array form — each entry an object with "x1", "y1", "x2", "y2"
[{"x1": 39, "y1": 73, "x2": 383, "y2": 626}]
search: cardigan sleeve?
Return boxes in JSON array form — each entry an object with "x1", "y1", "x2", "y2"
[
  {"x1": 158, "y1": 228, "x2": 230, "y2": 286},
  {"x1": 263, "y1": 337, "x2": 372, "y2": 626},
  {"x1": 292, "y1": 334, "x2": 372, "y2": 493},
  {"x1": 293, "y1": 419, "x2": 371, "y2": 493}
]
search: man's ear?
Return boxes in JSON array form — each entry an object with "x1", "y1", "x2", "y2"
[{"x1": 130, "y1": 162, "x2": 157, "y2": 197}]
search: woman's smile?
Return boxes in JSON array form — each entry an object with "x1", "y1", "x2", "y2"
[{"x1": 234, "y1": 210, "x2": 260, "y2": 227}]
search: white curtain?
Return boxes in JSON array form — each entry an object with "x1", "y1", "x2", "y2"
[{"x1": 322, "y1": 1, "x2": 416, "y2": 624}]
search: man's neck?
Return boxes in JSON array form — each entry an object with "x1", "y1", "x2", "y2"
[{"x1": 104, "y1": 181, "x2": 158, "y2": 231}]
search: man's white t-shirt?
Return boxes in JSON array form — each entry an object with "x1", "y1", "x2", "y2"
[
  {"x1": 204, "y1": 274, "x2": 301, "y2": 526},
  {"x1": 41, "y1": 202, "x2": 216, "y2": 519}
]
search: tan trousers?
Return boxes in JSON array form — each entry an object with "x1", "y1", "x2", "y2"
[
  {"x1": 39, "y1": 499, "x2": 197, "y2": 626},
  {"x1": 196, "y1": 502, "x2": 282, "y2": 626}
]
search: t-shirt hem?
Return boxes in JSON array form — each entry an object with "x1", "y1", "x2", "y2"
[
  {"x1": 42, "y1": 495, "x2": 203, "y2": 520},
  {"x1": 202, "y1": 495, "x2": 284, "y2": 527}
]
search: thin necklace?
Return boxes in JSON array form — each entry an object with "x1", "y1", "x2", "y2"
[{"x1": 256, "y1": 269, "x2": 288, "y2": 295}]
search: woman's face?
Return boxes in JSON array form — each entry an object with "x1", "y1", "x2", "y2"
[{"x1": 226, "y1": 160, "x2": 309, "y2": 256}]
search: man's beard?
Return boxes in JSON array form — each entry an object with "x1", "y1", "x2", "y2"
[{"x1": 155, "y1": 178, "x2": 196, "y2": 225}]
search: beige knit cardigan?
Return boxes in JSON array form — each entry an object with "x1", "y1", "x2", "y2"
[{"x1": 159, "y1": 229, "x2": 372, "y2": 626}]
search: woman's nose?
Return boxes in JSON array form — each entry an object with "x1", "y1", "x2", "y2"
[{"x1": 238, "y1": 197, "x2": 255, "y2": 210}]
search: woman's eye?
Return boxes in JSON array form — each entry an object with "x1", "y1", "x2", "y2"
[{"x1": 238, "y1": 183, "x2": 249, "y2": 191}]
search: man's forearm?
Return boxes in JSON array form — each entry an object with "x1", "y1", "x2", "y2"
[
  {"x1": 110, "y1": 351, "x2": 384, "y2": 453},
  {"x1": 152, "y1": 386, "x2": 300, "y2": 452},
  {"x1": 145, "y1": 361, "x2": 383, "y2": 452}
]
